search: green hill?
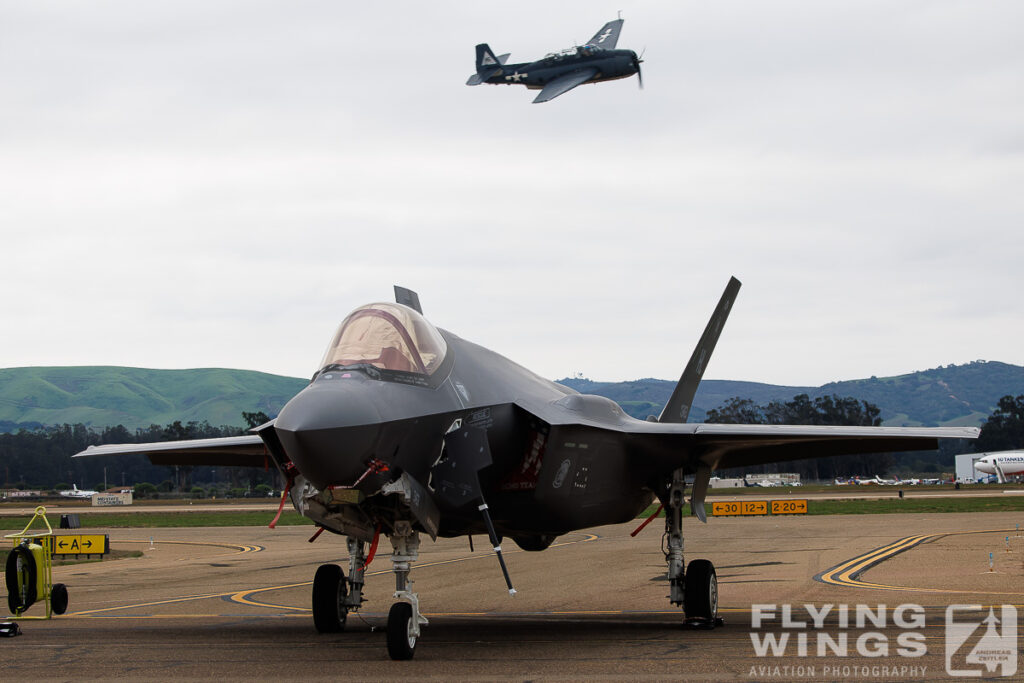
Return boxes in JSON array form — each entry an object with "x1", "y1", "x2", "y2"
[
  {"x1": 1, "y1": 361, "x2": 1021, "y2": 434},
  {"x1": 0, "y1": 366, "x2": 307, "y2": 431},
  {"x1": 559, "y1": 361, "x2": 1024, "y2": 427}
]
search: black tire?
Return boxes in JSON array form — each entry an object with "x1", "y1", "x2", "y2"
[
  {"x1": 5, "y1": 545, "x2": 38, "y2": 615},
  {"x1": 512, "y1": 534, "x2": 557, "y2": 552},
  {"x1": 683, "y1": 559, "x2": 718, "y2": 621},
  {"x1": 386, "y1": 602, "x2": 417, "y2": 660},
  {"x1": 51, "y1": 583, "x2": 69, "y2": 615},
  {"x1": 311, "y1": 564, "x2": 347, "y2": 633}
]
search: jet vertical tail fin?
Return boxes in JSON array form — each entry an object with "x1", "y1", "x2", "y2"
[{"x1": 657, "y1": 277, "x2": 742, "y2": 424}]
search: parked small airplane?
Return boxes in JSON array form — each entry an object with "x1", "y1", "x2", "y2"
[
  {"x1": 75, "y1": 279, "x2": 978, "y2": 659},
  {"x1": 974, "y1": 451, "x2": 1024, "y2": 483},
  {"x1": 466, "y1": 18, "x2": 643, "y2": 103},
  {"x1": 58, "y1": 484, "x2": 98, "y2": 498}
]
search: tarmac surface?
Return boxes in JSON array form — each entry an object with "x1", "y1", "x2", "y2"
[{"x1": 4, "y1": 512, "x2": 1024, "y2": 680}]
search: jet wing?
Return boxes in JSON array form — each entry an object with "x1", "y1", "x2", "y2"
[
  {"x1": 518, "y1": 395, "x2": 978, "y2": 473},
  {"x1": 587, "y1": 19, "x2": 624, "y2": 49},
  {"x1": 664, "y1": 423, "x2": 979, "y2": 472},
  {"x1": 73, "y1": 434, "x2": 268, "y2": 468},
  {"x1": 533, "y1": 68, "x2": 598, "y2": 103}
]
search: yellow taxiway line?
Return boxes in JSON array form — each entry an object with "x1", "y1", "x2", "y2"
[{"x1": 816, "y1": 527, "x2": 1024, "y2": 595}]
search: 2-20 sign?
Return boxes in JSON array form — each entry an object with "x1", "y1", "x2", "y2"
[{"x1": 770, "y1": 499, "x2": 808, "y2": 515}]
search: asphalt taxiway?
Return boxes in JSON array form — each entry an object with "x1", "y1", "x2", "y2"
[{"x1": 4, "y1": 513, "x2": 1024, "y2": 680}]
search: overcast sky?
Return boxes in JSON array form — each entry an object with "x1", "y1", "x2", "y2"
[{"x1": 2, "y1": 1, "x2": 1021, "y2": 386}]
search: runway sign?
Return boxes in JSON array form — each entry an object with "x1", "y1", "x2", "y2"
[
  {"x1": 741, "y1": 500, "x2": 768, "y2": 515},
  {"x1": 770, "y1": 499, "x2": 808, "y2": 515},
  {"x1": 53, "y1": 534, "x2": 109, "y2": 556},
  {"x1": 711, "y1": 500, "x2": 808, "y2": 516},
  {"x1": 711, "y1": 501, "x2": 742, "y2": 516},
  {"x1": 711, "y1": 501, "x2": 769, "y2": 516}
]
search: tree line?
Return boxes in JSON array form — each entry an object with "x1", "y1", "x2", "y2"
[
  {"x1": 2, "y1": 395, "x2": 1023, "y2": 490},
  {"x1": 705, "y1": 392, "x2": 1024, "y2": 480},
  {"x1": 0, "y1": 412, "x2": 274, "y2": 493}
]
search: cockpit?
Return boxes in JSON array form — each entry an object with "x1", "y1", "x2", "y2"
[{"x1": 317, "y1": 303, "x2": 448, "y2": 377}]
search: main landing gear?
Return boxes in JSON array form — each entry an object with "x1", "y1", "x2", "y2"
[
  {"x1": 312, "y1": 537, "x2": 367, "y2": 633},
  {"x1": 664, "y1": 468, "x2": 722, "y2": 628}
]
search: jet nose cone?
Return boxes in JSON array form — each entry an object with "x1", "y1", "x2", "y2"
[{"x1": 274, "y1": 380, "x2": 382, "y2": 488}]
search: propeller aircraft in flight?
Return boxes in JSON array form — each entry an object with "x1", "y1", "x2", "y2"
[
  {"x1": 466, "y1": 18, "x2": 643, "y2": 103},
  {"x1": 76, "y1": 279, "x2": 978, "y2": 659}
]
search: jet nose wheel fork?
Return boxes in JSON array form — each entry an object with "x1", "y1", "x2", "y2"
[
  {"x1": 387, "y1": 522, "x2": 427, "y2": 660},
  {"x1": 665, "y1": 468, "x2": 723, "y2": 629}
]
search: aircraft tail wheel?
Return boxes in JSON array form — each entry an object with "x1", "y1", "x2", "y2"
[
  {"x1": 386, "y1": 602, "x2": 417, "y2": 660},
  {"x1": 5, "y1": 544, "x2": 39, "y2": 615},
  {"x1": 51, "y1": 583, "x2": 69, "y2": 615},
  {"x1": 312, "y1": 564, "x2": 348, "y2": 633},
  {"x1": 683, "y1": 559, "x2": 718, "y2": 621}
]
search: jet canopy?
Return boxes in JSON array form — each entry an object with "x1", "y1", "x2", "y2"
[{"x1": 318, "y1": 303, "x2": 448, "y2": 376}]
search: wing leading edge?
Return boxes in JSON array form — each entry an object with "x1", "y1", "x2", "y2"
[
  {"x1": 533, "y1": 68, "x2": 598, "y2": 103},
  {"x1": 74, "y1": 434, "x2": 268, "y2": 468}
]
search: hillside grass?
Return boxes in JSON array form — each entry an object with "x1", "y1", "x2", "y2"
[{"x1": 0, "y1": 510, "x2": 311, "y2": 530}]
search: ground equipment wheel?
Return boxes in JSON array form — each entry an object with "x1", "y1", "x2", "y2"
[
  {"x1": 311, "y1": 564, "x2": 347, "y2": 633},
  {"x1": 683, "y1": 559, "x2": 718, "y2": 621},
  {"x1": 5, "y1": 544, "x2": 38, "y2": 615},
  {"x1": 51, "y1": 583, "x2": 69, "y2": 615},
  {"x1": 386, "y1": 601, "x2": 417, "y2": 660}
]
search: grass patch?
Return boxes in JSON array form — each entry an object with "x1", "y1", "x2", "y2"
[
  {"x1": 0, "y1": 510, "x2": 312, "y2": 530},
  {"x1": 53, "y1": 549, "x2": 143, "y2": 565},
  {"x1": 640, "y1": 496, "x2": 1024, "y2": 518}
]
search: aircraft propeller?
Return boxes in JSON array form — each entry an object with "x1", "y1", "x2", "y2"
[{"x1": 633, "y1": 49, "x2": 645, "y2": 89}]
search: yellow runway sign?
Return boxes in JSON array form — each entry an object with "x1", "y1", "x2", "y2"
[
  {"x1": 53, "y1": 534, "x2": 109, "y2": 555},
  {"x1": 711, "y1": 501, "x2": 769, "y2": 516},
  {"x1": 770, "y1": 500, "x2": 808, "y2": 515},
  {"x1": 711, "y1": 499, "x2": 808, "y2": 516}
]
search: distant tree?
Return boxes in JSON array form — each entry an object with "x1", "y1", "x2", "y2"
[
  {"x1": 975, "y1": 395, "x2": 1024, "y2": 452},
  {"x1": 242, "y1": 411, "x2": 271, "y2": 429},
  {"x1": 134, "y1": 482, "x2": 157, "y2": 498},
  {"x1": 706, "y1": 398, "x2": 765, "y2": 424},
  {"x1": 706, "y1": 393, "x2": 888, "y2": 480}
]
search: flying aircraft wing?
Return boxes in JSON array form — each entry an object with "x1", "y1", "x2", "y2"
[
  {"x1": 586, "y1": 19, "x2": 624, "y2": 49},
  {"x1": 533, "y1": 68, "x2": 598, "y2": 103},
  {"x1": 74, "y1": 434, "x2": 268, "y2": 468}
]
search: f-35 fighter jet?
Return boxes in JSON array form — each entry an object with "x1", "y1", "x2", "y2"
[
  {"x1": 75, "y1": 279, "x2": 978, "y2": 659},
  {"x1": 466, "y1": 18, "x2": 643, "y2": 103}
]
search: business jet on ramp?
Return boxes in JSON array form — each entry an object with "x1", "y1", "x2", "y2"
[
  {"x1": 58, "y1": 484, "x2": 98, "y2": 498},
  {"x1": 974, "y1": 450, "x2": 1024, "y2": 483}
]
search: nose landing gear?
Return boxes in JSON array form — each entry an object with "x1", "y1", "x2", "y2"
[{"x1": 387, "y1": 522, "x2": 427, "y2": 660}]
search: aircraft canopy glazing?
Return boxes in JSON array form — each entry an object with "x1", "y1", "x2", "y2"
[{"x1": 318, "y1": 303, "x2": 447, "y2": 375}]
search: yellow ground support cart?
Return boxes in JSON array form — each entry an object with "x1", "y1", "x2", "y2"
[{"x1": 5, "y1": 506, "x2": 68, "y2": 619}]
